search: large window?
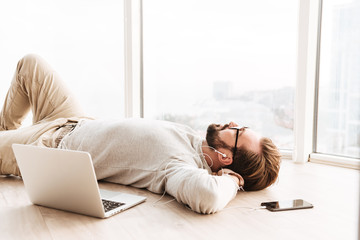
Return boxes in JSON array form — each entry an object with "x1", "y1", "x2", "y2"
[
  {"x1": 0, "y1": 0, "x2": 124, "y2": 125},
  {"x1": 316, "y1": 0, "x2": 360, "y2": 158},
  {"x1": 143, "y1": 0, "x2": 298, "y2": 149}
]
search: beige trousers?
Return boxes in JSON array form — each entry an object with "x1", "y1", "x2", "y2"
[{"x1": 0, "y1": 54, "x2": 89, "y2": 175}]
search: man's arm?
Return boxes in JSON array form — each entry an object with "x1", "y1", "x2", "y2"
[
  {"x1": 213, "y1": 168, "x2": 244, "y2": 187},
  {"x1": 164, "y1": 161, "x2": 239, "y2": 214}
]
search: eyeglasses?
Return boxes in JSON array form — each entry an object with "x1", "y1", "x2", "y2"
[{"x1": 229, "y1": 126, "x2": 248, "y2": 160}]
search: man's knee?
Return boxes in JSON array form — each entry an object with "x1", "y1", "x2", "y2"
[
  {"x1": 17, "y1": 54, "x2": 42, "y2": 70},
  {"x1": 21, "y1": 53, "x2": 42, "y2": 62}
]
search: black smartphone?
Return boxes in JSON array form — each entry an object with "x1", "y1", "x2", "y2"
[{"x1": 261, "y1": 199, "x2": 313, "y2": 211}]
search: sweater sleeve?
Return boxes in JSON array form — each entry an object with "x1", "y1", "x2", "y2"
[{"x1": 164, "y1": 161, "x2": 238, "y2": 214}]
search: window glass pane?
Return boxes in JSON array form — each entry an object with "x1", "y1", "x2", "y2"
[
  {"x1": 0, "y1": 0, "x2": 124, "y2": 125},
  {"x1": 143, "y1": 0, "x2": 298, "y2": 149},
  {"x1": 317, "y1": 0, "x2": 360, "y2": 158}
]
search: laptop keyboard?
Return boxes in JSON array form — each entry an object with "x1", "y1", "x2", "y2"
[{"x1": 102, "y1": 199, "x2": 125, "y2": 212}]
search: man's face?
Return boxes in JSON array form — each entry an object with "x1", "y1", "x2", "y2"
[{"x1": 206, "y1": 122, "x2": 261, "y2": 154}]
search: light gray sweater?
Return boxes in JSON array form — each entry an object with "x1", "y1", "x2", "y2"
[{"x1": 59, "y1": 118, "x2": 238, "y2": 214}]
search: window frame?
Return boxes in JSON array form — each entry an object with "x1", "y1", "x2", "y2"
[
  {"x1": 293, "y1": 0, "x2": 321, "y2": 164},
  {"x1": 124, "y1": 0, "x2": 143, "y2": 118},
  {"x1": 295, "y1": 0, "x2": 360, "y2": 169}
]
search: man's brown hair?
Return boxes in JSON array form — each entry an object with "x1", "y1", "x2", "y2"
[{"x1": 228, "y1": 137, "x2": 281, "y2": 191}]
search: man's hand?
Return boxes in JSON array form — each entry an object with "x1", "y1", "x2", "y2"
[{"x1": 212, "y1": 168, "x2": 244, "y2": 187}]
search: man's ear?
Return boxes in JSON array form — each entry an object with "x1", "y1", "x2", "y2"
[
  {"x1": 220, "y1": 156, "x2": 233, "y2": 166},
  {"x1": 216, "y1": 149, "x2": 233, "y2": 166}
]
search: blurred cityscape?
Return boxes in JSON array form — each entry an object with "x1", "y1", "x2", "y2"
[{"x1": 158, "y1": 82, "x2": 295, "y2": 150}]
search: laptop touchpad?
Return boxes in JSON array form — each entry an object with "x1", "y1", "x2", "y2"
[{"x1": 99, "y1": 189, "x2": 122, "y2": 199}]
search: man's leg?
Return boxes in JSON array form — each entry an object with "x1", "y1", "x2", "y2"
[
  {"x1": 0, "y1": 54, "x2": 87, "y2": 175},
  {"x1": 0, "y1": 122, "x2": 61, "y2": 175},
  {"x1": 0, "y1": 54, "x2": 85, "y2": 130}
]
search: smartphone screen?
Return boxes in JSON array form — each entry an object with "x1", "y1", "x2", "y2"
[{"x1": 261, "y1": 199, "x2": 313, "y2": 211}]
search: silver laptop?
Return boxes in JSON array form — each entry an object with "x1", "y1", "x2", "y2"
[{"x1": 12, "y1": 144, "x2": 146, "y2": 218}]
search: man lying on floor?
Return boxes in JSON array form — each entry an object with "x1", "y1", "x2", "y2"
[{"x1": 0, "y1": 54, "x2": 281, "y2": 214}]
